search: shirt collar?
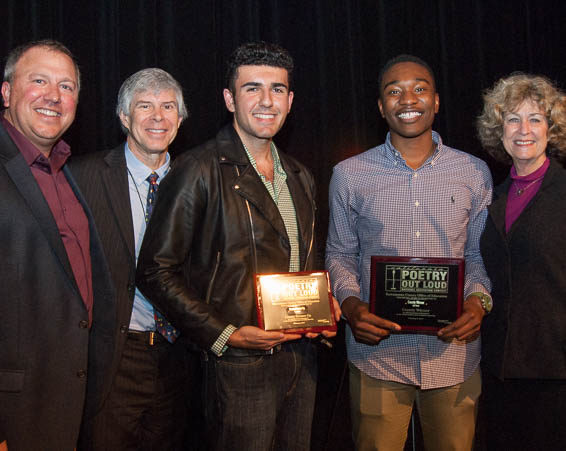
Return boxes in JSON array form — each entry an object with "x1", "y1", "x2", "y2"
[
  {"x1": 242, "y1": 142, "x2": 285, "y2": 177},
  {"x1": 1, "y1": 115, "x2": 71, "y2": 173},
  {"x1": 124, "y1": 142, "x2": 170, "y2": 186},
  {"x1": 510, "y1": 157, "x2": 550, "y2": 182},
  {"x1": 384, "y1": 130, "x2": 444, "y2": 167}
]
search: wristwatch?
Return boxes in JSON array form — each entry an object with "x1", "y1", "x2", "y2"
[{"x1": 470, "y1": 291, "x2": 493, "y2": 314}]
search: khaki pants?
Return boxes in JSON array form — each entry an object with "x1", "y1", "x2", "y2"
[{"x1": 349, "y1": 363, "x2": 481, "y2": 451}]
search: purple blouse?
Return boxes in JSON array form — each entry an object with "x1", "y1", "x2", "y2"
[{"x1": 505, "y1": 158, "x2": 550, "y2": 233}]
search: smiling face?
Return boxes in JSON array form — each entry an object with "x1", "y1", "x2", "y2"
[
  {"x1": 378, "y1": 61, "x2": 439, "y2": 145},
  {"x1": 223, "y1": 65, "x2": 293, "y2": 149},
  {"x1": 502, "y1": 100, "x2": 549, "y2": 175},
  {"x1": 119, "y1": 89, "x2": 182, "y2": 167},
  {"x1": 1, "y1": 46, "x2": 79, "y2": 156}
]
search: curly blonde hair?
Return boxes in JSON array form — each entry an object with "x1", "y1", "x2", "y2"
[{"x1": 476, "y1": 73, "x2": 566, "y2": 163}]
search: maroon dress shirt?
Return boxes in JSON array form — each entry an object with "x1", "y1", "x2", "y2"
[
  {"x1": 505, "y1": 158, "x2": 550, "y2": 233},
  {"x1": 1, "y1": 116, "x2": 93, "y2": 321}
]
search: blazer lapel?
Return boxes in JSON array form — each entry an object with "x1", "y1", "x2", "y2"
[
  {"x1": 488, "y1": 178, "x2": 510, "y2": 239},
  {"x1": 234, "y1": 164, "x2": 289, "y2": 240},
  {"x1": 102, "y1": 146, "x2": 135, "y2": 259},
  {"x1": 217, "y1": 125, "x2": 289, "y2": 240},
  {"x1": 282, "y1": 155, "x2": 314, "y2": 269},
  {"x1": 0, "y1": 133, "x2": 76, "y2": 286}
]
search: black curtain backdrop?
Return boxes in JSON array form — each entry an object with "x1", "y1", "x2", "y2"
[
  {"x1": 4, "y1": 0, "x2": 566, "y2": 259},
  {"x1": 3, "y1": 1, "x2": 565, "y2": 449}
]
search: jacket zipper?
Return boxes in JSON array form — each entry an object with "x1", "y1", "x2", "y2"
[
  {"x1": 303, "y1": 198, "x2": 316, "y2": 271},
  {"x1": 235, "y1": 165, "x2": 259, "y2": 273},
  {"x1": 235, "y1": 165, "x2": 315, "y2": 273},
  {"x1": 205, "y1": 251, "x2": 221, "y2": 304}
]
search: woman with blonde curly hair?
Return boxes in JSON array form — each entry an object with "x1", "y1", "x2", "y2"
[{"x1": 477, "y1": 73, "x2": 566, "y2": 450}]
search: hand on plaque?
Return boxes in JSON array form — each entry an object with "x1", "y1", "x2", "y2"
[
  {"x1": 437, "y1": 294, "x2": 485, "y2": 342},
  {"x1": 342, "y1": 296, "x2": 401, "y2": 345},
  {"x1": 305, "y1": 296, "x2": 342, "y2": 340}
]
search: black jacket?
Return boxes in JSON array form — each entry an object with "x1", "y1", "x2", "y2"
[
  {"x1": 69, "y1": 145, "x2": 141, "y2": 410},
  {"x1": 0, "y1": 123, "x2": 115, "y2": 450},
  {"x1": 480, "y1": 160, "x2": 566, "y2": 380},
  {"x1": 136, "y1": 125, "x2": 317, "y2": 349}
]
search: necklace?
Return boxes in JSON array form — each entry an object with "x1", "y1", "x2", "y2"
[
  {"x1": 127, "y1": 167, "x2": 147, "y2": 216},
  {"x1": 513, "y1": 174, "x2": 544, "y2": 196}
]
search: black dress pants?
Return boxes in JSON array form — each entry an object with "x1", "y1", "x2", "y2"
[{"x1": 80, "y1": 332, "x2": 195, "y2": 451}]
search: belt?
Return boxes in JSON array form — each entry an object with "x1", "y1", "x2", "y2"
[{"x1": 127, "y1": 329, "x2": 166, "y2": 346}]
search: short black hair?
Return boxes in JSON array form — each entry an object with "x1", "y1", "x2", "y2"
[
  {"x1": 225, "y1": 41, "x2": 294, "y2": 93},
  {"x1": 378, "y1": 54, "x2": 435, "y2": 95}
]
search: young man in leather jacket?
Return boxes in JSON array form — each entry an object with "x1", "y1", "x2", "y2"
[{"x1": 137, "y1": 41, "x2": 338, "y2": 451}]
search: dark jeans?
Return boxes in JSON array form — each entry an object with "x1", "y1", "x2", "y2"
[
  {"x1": 203, "y1": 339, "x2": 318, "y2": 451},
  {"x1": 79, "y1": 333, "x2": 195, "y2": 451}
]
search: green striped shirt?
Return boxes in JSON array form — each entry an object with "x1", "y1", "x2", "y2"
[{"x1": 243, "y1": 142, "x2": 300, "y2": 272}]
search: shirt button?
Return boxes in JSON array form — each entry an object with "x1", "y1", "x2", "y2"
[
  {"x1": 234, "y1": 185, "x2": 240, "y2": 190},
  {"x1": 79, "y1": 320, "x2": 88, "y2": 329},
  {"x1": 415, "y1": 231, "x2": 421, "y2": 238},
  {"x1": 413, "y1": 173, "x2": 418, "y2": 178},
  {"x1": 414, "y1": 201, "x2": 420, "y2": 207}
]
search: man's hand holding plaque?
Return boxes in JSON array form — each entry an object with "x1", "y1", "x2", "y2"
[
  {"x1": 227, "y1": 325, "x2": 301, "y2": 350},
  {"x1": 437, "y1": 293, "x2": 485, "y2": 342},
  {"x1": 255, "y1": 271, "x2": 338, "y2": 334},
  {"x1": 341, "y1": 296, "x2": 401, "y2": 345}
]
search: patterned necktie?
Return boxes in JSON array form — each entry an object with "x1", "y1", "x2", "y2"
[{"x1": 146, "y1": 172, "x2": 179, "y2": 343}]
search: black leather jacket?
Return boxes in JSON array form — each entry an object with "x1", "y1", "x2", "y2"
[{"x1": 136, "y1": 125, "x2": 317, "y2": 350}]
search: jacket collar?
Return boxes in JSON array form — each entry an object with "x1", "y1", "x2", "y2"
[
  {"x1": 101, "y1": 144, "x2": 136, "y2": 259},
  {"x1": 214, "y1": 124, "x2": 313, "y2": 269},
  {"x1": 489, "y1": 159, "x2": 562, "y2": 236},
  {"x1": 215, "y1": 123, "x2": 301, "y2": 174},
  {"x1": 104, "y1": 143, "x2": 127, "y2": 168},
  {"x1": 0, "y1": 121, "x2": 84, "y2": 300},
  {"x1": 0, "y1": 119, "x2": 22, "y2": 161}
]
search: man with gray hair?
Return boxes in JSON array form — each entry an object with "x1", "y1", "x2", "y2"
[{"x1": 70, "y1": 68, "x2": 191, "y2": 450}]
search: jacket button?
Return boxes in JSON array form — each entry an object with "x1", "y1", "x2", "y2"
[
  {"x1": 77, "y1": 370, "x2": 87, "y2": 379},
  {"x1": 120, "y1": 325, "x2": 128, "y2": 334},
  {"x1": 127, "y1": 283, "x2": 135, "y2": 292},
  {"x1": 234, "y1": 184, "x2": 240, "y2": 190},
  {"x1": 79, "y1": 320, "x2": 89, "y2": 329}
]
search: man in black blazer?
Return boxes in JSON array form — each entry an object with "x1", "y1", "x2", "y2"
[
  {"x1": 71, "y1": 68, "x2": 193, "y2": 450},
  {"x1": 0, "y1": 40, "x2": 115, "y2": 450}
]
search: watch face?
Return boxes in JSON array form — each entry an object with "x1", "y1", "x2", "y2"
[{"x1": 481, "y1": 295, "x2": 493, "y2": 313}]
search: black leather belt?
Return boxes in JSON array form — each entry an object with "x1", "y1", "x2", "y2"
[{"x1": 127, "y1": 329, "x2": 165, "y2": 346}]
